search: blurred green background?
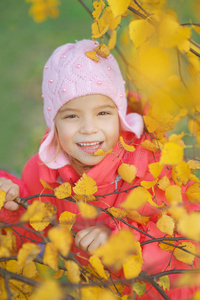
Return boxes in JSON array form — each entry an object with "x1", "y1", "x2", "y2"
[
  {"x1": 0, "y1": 0, "x2": 199, "y2": 176},
  {"x1": 0, "y1": 0, "x2": 92, "y2": 175}
]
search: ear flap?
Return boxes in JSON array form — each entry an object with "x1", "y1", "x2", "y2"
[
  {"x1": 118, "y1": 111, "x2": 144, "y2": 138},
  {"x1": 39, "y1": 129, "x2": 70, "y2": 169}
]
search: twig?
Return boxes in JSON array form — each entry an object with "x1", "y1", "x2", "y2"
[
  {"x1": 138, "y1": 271, "x2": 171, "y2": 300},
  {"x1": 0, "y1": 267, "x2": 39, "y2": 287}
]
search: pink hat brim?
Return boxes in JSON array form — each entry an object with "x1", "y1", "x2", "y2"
[
  {"x1": 119, "y1": 111, "x2": 144, "y2": 139},
  {"x1": 39, "y1": 129, "x2": 69, "y2": 169}
]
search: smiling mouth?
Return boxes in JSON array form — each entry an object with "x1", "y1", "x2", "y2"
[{"x1": 77, "y1": 142, "x2": 103, "y2": 149}]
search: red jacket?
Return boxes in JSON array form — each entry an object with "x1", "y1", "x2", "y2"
[{"x1": 0, "y1": 131, "x2": 199, "y2": 299}]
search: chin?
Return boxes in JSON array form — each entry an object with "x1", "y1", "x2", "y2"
[{"x1": 81, "y1": 158, "x2": 104, "y2": 166}]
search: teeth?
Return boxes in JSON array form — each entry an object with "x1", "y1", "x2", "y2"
[{"x1": 78, "y1": 142, "x2": 101, "y2": 148}]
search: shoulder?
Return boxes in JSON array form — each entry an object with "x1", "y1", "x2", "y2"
[
  {"x1": 22, "y1": 154, "x2": 40, "y2": 178},
  {"x1": 22, "y1": 154, "x2": 44, "y2": 194},
  {"x1": 22, "y1": 154, "x2": 59, "y2": 194}
]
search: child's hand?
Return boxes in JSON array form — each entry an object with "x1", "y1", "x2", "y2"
[
  {"x1": 75, "y1": 225, "x2": 111, "y2": 253},
  {"x1": 0, "y1": 178, "x2": 20, "y2": 211}
]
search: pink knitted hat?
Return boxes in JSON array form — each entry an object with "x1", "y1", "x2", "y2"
[{"x1": 39, "y1": 39, "x2": 144, "y2": 169}]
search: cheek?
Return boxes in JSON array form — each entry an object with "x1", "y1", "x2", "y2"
[{"x1": 107, "y1": 117, "x2": 120, "y2": 143}]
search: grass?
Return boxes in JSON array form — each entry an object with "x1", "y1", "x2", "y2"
[{"x1": 0, "y1": 0, "x2": 92, "y2": 175}]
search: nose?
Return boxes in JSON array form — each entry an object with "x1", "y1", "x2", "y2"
[{"x1": 79, "y1": 117, "x2": 98, "y2": 135}]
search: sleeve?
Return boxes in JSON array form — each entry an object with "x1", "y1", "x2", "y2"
[
  {"x1": 0, "y1": 170, "x2": 43, "y2": 250},
  {"x1": 0, "y1": 170, "x2": 28, "y2": 223}
]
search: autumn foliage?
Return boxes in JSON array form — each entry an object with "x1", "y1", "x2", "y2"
[{"x1": 1, "y1": 0, "x2": 200, "y2": 299}]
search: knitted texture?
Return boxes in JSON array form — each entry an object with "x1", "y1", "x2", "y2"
[
  {"x1": 39, "y1": 39, "x2": 144, "y2": 169},
  {"x1": 42, "y1": 39, "x2": 127, "y2": 130}
]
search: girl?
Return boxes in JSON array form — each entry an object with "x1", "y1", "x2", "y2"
[{"x1": 0, "y1": 40, "x2": 199, "y2": 299}]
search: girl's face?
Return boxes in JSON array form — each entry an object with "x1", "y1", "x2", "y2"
[{"x1": 55, "y1": 95, "x2": 120, "y2": 175}]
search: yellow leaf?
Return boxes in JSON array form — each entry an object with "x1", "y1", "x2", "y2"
[
  {"x1": 31, "y1": 280, "x2": 63, "y2": 300},
  {"x1": 187, "y1": 160, "x2": 200, "y2": 169},
  {"x1": 78, "y1": 201, "x2": 99, "y2": 219},
  {"x1": 95, "y1": 44, "x2": 110, "y2": 58},
  {"x1": 143, "y1": 115, "x2": 158, "y2": 133},
  {"x1": 126, "y1": 210, "x2": 150, "y2": 225},
  {"x1": 123, "y1": 253, "x2": 143, "y2": 279},
  {"x1": 168, "y1": 132, "x2": 185, "y2": 144},
  {"x1": 107, "y1": 0, "x2": 131, "y2": 18},
  {"x1": 108, "y1": 30, "x2": 117, "y2": 50},
  {"x1": 40, "y1": 179, "x2": 53, "y2": 190},
  {"x1": 0, "y1": 190, "x2": 6, "y2": 210},
  {"x1": 17, "y1": 243, "x2": 42, "y2": 271},
  {"x1": 139, "y1": 46, "x2": 171, "y2": 82},
  {"x1": 43, "y1": 242, "x2": 59, "y2": 271},
  {"x1": 53, "y1": 269, "x2": 64, "y2": 279},
  {"x1": 48, "y1": 226, "x2": 72, "y2": 257},
  {"x1": 21, "y1": 200, "x2": 56, "y2": 231},
  {"x1": 193, "y1": 25, "x2": 200, "y2": 35},
  {"x1": 1, "y1": 228, "x2": 16, "y2": 251},
  {"x1": 92, "y1": 18, "x2": 109, "y2": 39},
  {"x1": 157, "y1": 275, "x2": 170, "y2": 291},
  {"x1": 86, "y1": 195, "x2": 97, "y2": 202},
  {"x1": 118, "y1": 163, "x2": 137, "y2": 183},
  {"x1": 73, "y1": 194, "x2": 86, "y2": 202},
  {"x1": 148, "y1": 196, "x2": 164, "y2": 208},
  {"x1": 23, "y1": 262, "x2": 38, "y2": 279},
  {"x1": 194, "y1": 291, "x2": 200, "y2": 300},
  {"x1": 54, "y1": 182, "x2": 71, "y2": 199},
  {"x1": 107, "y1": 207, "x2": 127, "y2": 219},
  {"x1": 190, "y1": 174, "x2": 200, "y2": 183},
  {"x1": 59, "y1": 211, "x2": 77, "y2": 231},
  {"x1": 159, "y1": 15, "x2": 191, "y2": 49},
  {"x1": 0, "y1": 246, "x2": 10, "y2": 258},
  {"x1": 65, "y1": 260, "x2": 80, "y2": 283},
  {"x1": 22, "y1": 201, "x2": 56, "y2": 232},
  {"x1": 121, "y1": 187, "x2": 151, "y2": 210},
  {"x1": 166, "y1": 75, "x2": 181, "y2": 89},
  {"x1": 188, "y1": 118, "x2": 200, "y2": 135},
  {"x1": 129, "y1": 19, "x2": 155, "y2": 48},
  {"x1": 86, "y1": 51, "x2": 100, "y2": 62},
  {"x1": 168, "y1": 205, "x2": 187, "y2": 221},
  {"x1": 92, "y1": 0, "x2": 105, "y2": 20},
  {"x1": 94, "y1": 148, "x2": 113, "y2": 156},
  {"x1": 73, "y1": 173, "x2": 98, "y2": 196},
  {"x1": 165, "y1": 185, "x2": 182, "y2": 205},
  {"x1": 148, "y1": 162, "x2": 164, "y2": 178},
  {"x1": 103, "y1": 7, "x2": 121, "y2": 30},
  {"x1": 157, "y1": 176, "x2": 171, "y2": 191},
  {"x1": 94, "y1": 230, "x2": 137, "y2": 270},
  {"x1": 186, "y1": 183, "x2": 200, "y2": 204},
  {"x1": 159, "y1": 142, "x2": 184, "y2": 165},
  {"x1": 178, "y1": 212, "x2": 200, "y2": 241},
  {"x1": 159, "y1": 236, "x2": 175, "y2": 252},
  {"x1": 141, "y1": 140, "x2": 159, "y2": 152},
  {"x1": 123, "y1": 242, "x2": 143, "y2": 279},
  {"x1": 120, "y1": 136, "x2": 135, "y2": 152},
  {"x1": 89, "y1": 255, "x2": 108, "y2": 279},
  {"x1": 6, "y1": 260, "x2": 19, "y2": 274},
  {"x1": 81, "y1": 286, "x2": 114, "y2": 300},
  {"x1": 157, "y1": 215, "x2": 175, "y2": 236},
  {"x1": 172, "y1": 162, "x2": 191, "y2": 185},
  {"x1": 141, "y1": 178, "x2": 158, "y2": 189},
  {"x1": 173, "y1": 242, "x2": 195, "y2": 265}
]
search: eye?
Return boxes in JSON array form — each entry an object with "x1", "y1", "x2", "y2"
[
  {"x1": 64, "y1": 114, "x2": 77, "y2": 119},
  {"x1": 98, "y1": 111, "x2": 110, "y2": 116}
]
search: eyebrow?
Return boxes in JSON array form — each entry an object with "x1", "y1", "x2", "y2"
[{"x1": 59, "y1": 104, "x2": 116, "y2": 113}]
